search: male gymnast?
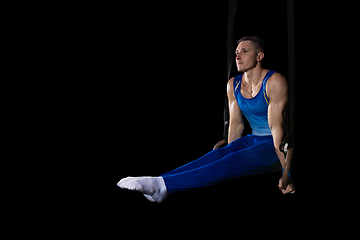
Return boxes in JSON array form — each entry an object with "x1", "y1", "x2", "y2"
[{"x1": 118, "y1": 36, "x2": 295, "y2": 203}]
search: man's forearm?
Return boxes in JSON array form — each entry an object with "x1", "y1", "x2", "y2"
[
  {"x1": 228, "y1": 123, "x2": 244, "y2": 144},
  {"x1": 271, "y1": 126, "x2": 286, "y2": 168}
]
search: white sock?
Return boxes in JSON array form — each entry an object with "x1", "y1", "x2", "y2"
[{"x1": 117, "y1": 176, "x2": 168, "y2": 203}]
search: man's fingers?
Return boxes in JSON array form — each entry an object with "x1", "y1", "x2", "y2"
[{"x1": 282, "y1": 185, "x2": 295, "y2": 194}]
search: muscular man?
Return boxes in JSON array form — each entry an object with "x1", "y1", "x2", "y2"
[{"x1": 118, "y1": 36, "x2": 295, "y2": 203}]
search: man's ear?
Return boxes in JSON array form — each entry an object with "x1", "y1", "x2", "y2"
[{"x1": 257, "y1": 52, "x2": 264, "y2": 62}]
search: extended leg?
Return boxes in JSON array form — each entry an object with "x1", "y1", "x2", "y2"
[
  {"x1": 162, "y1": 138, "x2": 281, "y2": 194},
  {"x1": 117, "y1": 137, "x2": 252, "y2": 202},
  {"x1": 117, "y1": 136, "x2": 281, "y2": 202}
]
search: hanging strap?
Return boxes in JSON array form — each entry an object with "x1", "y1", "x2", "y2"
[
  {"x1": 281, "y1": 0, "x2": 295, "y2": 189},
  {"x1": 223, "y1": 0, "x2": 238, "y2": 142}
]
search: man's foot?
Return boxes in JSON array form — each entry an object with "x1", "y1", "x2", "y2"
[{"x1": 117, "y1": 176, "x2": 168, "y2": 203}]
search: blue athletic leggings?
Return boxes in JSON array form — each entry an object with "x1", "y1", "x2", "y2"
[{"x1": 160, "y1": 135, "x2": 282, "y2": 194}]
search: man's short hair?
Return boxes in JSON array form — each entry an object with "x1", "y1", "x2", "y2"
[{"x1": 237, "y1": 36, "x2": 265, "y2": 53}]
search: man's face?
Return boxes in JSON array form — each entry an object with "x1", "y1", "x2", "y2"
[{"x1": 235, "y1": 41, "x2": 261, "y2": 72}]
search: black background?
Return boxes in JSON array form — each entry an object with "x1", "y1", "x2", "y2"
[{"x1": 48, "y1": 0, "x2": 321, "y2": 234}]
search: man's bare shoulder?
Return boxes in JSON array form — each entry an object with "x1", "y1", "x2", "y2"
[
  {"x1": 267, "y1": 72, "x2": 287, "y2": 90},
  {"x1": 267, "y1": 72, "x2": 288, "y2": 99},
  {"x1": 227, "y1": 77, "x2": 235, "y2": 91}
]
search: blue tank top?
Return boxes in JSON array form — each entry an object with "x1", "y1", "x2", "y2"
[{"x1": 233, "y1": 70, "x2": 276, "y2": 136}]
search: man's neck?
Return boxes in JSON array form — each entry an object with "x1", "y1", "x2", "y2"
[{"x1": 243, "y1": 66, "x2": 264, "y2": 86}]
